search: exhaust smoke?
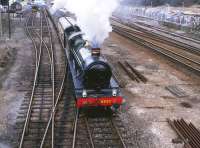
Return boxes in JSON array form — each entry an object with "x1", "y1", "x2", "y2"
[{"x1": 52, "y1": 0, "x2": 121, "y2": 47}]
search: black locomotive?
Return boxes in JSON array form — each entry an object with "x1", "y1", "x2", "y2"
[{"x1": 58, "y1": 17, "x2": 123, "y2": 108}]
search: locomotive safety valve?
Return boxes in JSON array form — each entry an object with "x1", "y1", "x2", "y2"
[
  {"x1": 91, "y1": 48, "x2": 101, "y2": 57},
  {"x1": 112, "y1": 89, "x2": 118, "y2": 96},
  {"x1": 82, "y1": 90, "x2": 87, "y2": 98}
]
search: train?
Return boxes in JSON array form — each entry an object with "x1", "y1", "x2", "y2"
[{"x1": 57, "y1": 16, "x2": 123, "y2": 109}]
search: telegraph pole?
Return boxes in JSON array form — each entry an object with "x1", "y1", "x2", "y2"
[
  {"x1": 0, "y1": 11, "x2": 2, "y2": 37},
  {"x1": 0, "y1": 0, "x2": 11, "y2": 38},
  {"x1": 8, "y1": 3, "x2": 11, "y2": 38},
  {"x1": 0, "y1": 0, "x2": 2, "y2": 37},
  {"x1": 182, "y1": 2, "x2": 185, "y2": 8}
]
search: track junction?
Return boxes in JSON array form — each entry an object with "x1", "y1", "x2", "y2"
[{"x1": 16, "y1": 9, "x2": 133, "y2": 148}]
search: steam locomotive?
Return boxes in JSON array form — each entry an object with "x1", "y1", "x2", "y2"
[{"x1": 58, "y1": 16, "x2": 123, "y2": 109}]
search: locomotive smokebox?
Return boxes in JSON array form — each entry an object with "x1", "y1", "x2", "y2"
[{"x1": 83, "y1": 59, "x2": 112, "y2": 90}]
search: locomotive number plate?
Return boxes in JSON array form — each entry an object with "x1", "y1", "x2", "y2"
[{"x1": 100, "y1": 99, "x2": 112, "y2": 104}]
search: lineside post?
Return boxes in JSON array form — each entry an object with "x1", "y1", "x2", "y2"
[
  {"x1": 8, "y1": 4, "x2": 11, "y2": 38},
  {"x1": 0, "y1": 2, "x2": 1, "y2": 37}
]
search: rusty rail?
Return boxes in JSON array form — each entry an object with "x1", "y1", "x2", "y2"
[
  {"x1": 118, "y1": 61, "x2": 139, "y2": 82},
  {"x1": 118, "y1": 61, "x2": 147, "y2": 83},
  {"x1": 125, "y1": 61, "x2": 147, "y2": 83},
  {"x1": 167, "y1": 118, "x2": 200, "y2": 148}
]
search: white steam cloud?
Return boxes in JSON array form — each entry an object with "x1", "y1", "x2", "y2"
[{"x1": 52, "y1": 0, "x2": 120, "y2": 47}]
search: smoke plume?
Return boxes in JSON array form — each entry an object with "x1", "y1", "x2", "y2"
[{"x1": 52, "y1": 0, "x2": 120, "y2": 47}]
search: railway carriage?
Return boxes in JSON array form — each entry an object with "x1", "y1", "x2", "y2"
[{"x1": 58, "y1": 17, "x2": 123, "y2": 109}]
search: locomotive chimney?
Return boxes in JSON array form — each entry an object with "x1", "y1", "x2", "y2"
[
  {"x1": 84, "y1": 41, "x2": 101, "y2": 56},
  {"x1": 92, "y1": 47, "x2": 101, "y2": 57}
]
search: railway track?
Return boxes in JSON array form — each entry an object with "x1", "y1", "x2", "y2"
[
  {"x1": 113, "y1": 16, "x2": 200, "y2": 45},
  {"x1": 72, "y1": 108, "x2": 127, "y2": 148},
  {"x1": 135, "y1": 21, "x2": 200, "y2": 45},
  {"x1": 168, "y1": 119, "x2": 200, "y2": 148},
  {"x1": 16, "y1": 9, "x2": 133, "y2": 148},
  {"x1": 16, "y1": 9, "x2": 67, "y2": 147},
  {"x1": 118, "y1": 61, "x2": 147, "y2": 83},
  {"x1": 111, "y1": 19, "x2": 200, "y2": 74}
]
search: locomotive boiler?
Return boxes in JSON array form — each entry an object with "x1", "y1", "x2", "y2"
[{"x1": 58, "y1": 16, "x2": 123, "y2": 109}]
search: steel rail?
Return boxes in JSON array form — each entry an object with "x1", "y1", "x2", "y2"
[
  {"x1": 134, "y1": 21, "x2": 200, "y2": 44},
  {"x1": 44, "y1": 10, "x2": 55, "y2": 148},
  {"x1": 116, "y1": 25, "x2": 200, "y2": 65},
  {"x1": 30, "y1": 13, "x2": 39, "y2": 67},
  {"x1": 167, "y1": 119, "x2": 192, "y2": 148},
  {"x1": 112, "y1": 18, "x2": 200, "y2": 55},
  {"x1": 125, "y1": 61, "x2": 148, "y2": 83},
  {"x1": 38, "y1": 10, "x2": 56, "y2": 148},
  {"x1": 179, "y1": 120, "x2": 200, "y2": 147},
  {"x1": 113, "y1": 23, "x2": 200, "y2": 56},
  {"x1": 27, "y1": 10, "x2": 52, "y2": 63},
  {"x1": 83, "y1": 115, "x2": 126, "y2": 148},
  {"x1": 39, "y1": 9, "x2": 67, "y2": 148},
  {"x1": 134, "y1": 26, "x2": 200, "y2": 55},
  {"x1": 32, "y1": 30, "x2": 52, "y2": 63},
  {"x1": 113, "y1": 24, "x2": 200, "y2": 64},
  {"x1": 174, "y1": 121, "x2": 198, "y2": 148},
  {"x1": 36, "y1": 10, "x2": 56, "y2": 148},
  {"x1": 19, "y1": 11, "x2": 43, "y2": 148},
  {"x1": 39, "y1": 65, "x2": 67, "y2": 148},
  {"x1": 72, "y1": 108, "x2": 79, "y2": 148},
  {"x1": 113, "y1": 27, "x2": 200, "y2": 73},
  {"x1": 25, "y1": 13, "x2": 38, "y2": 68},
  {"x1": 82, "y1": 110, "x2": 127, "y2": 148},
  {"x1": 118, "y1": 61, "x2": 139, "y2": 82},
  {"x1": 84, "y1": 117, "x2": 95, "y2": 148},
  {"x1": 111, "y1": 119, "x2": 127, "y2": 148}
]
